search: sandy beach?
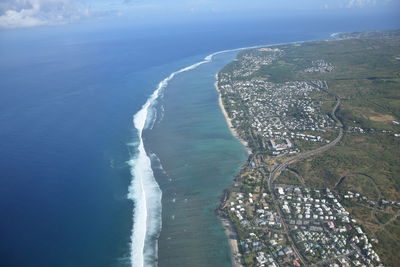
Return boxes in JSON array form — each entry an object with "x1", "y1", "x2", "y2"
[
  {"x1": 215, "y1": 74, "x2": 251, "y2": 267},
  {"x1": 215, "y1": 76, "x2": 251, "y2": 156},
  {"x1": 220, "y1": 216, "x2": 244, "y2": 267}
]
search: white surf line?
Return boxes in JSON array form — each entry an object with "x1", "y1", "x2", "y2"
[{"x1": 128, "y1": 37, "x2": 329, "y2": 267}]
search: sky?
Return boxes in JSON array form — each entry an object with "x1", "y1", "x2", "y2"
[{"x1": 0, "y1": 0, "x2": 399, "y2": 29}]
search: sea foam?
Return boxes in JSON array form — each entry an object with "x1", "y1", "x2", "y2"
[{"x1": 128, "y1": 45, "x2": 264, "y2": 267}]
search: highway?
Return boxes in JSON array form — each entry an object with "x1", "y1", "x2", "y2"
[{"x1": 265, "y1": 93, "x2": 344, "y2": 266}]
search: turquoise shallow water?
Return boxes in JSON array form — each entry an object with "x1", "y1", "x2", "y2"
[
  {"x1": 145, "y1": 51, "x2": 248, "y2": 266},
  {"x1": 1, "y1": 12, "x2": 399, "y2": 267}
]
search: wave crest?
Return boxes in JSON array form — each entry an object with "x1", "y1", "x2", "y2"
[{"x1": 128, "y1": 44, "x2": 266, "y2": 267}]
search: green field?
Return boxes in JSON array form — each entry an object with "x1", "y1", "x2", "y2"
[
  {"x1": 272, "y1": 31, "x2": 400, "y2": 266},
  {"x1": 220, "y1": 30, "x2": 400, "y2": 266}
]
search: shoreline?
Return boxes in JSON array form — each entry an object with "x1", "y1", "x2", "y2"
[
  {"x1": 215, "y1": 76, "x2": 251, "y2": 156},
  {"x1": 220, "y1": 216, "x2": 244, "y2": 267},
  {"x1": 212, "y1": 33, "x2": 344, "y2": 267},
  {"x1": 215, "y1": 74, "x2": 250, "y2": 267},
  {"x1": 141, "y1": 38, "x2": 329, "y2": 265}
]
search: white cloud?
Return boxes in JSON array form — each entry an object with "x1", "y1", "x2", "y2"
[
  {"x1": 321, "y1": 0, "x2": 395, "y2": 9},
  {"x1": 1, "y1": 0, "x2": 397, "y2": 29},
  {"x1": 0, "y1": 0, "x2": 91, "y2": 29},
  {"x1": 347, "y1": 0, "x2": 377, "y2": 7}
]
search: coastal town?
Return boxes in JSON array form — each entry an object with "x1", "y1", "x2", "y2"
[
  {"x1": 224, "y1": 185, "x2": 383, "y2": 266},
  {"x1": 217, "y1": 32, "x2": 400, "y2": 266},
  {"x1": 218, "y1": 49, "x2": 338, "y2": 157}
]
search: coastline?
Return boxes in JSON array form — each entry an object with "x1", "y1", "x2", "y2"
[
  {"x1": 212, "y1": 40, "x2": 323, "y2": 267},
  {"x1": 139, "y1": 51, "x2": 253, "y2": 266},
  {"x1": 215, "y1": 76, "x2": 251, "y2": 156},
  {"x1": 140, "y1": 40, "x2": 322, "y2": 266},
  {"x1": 215, "y1": 74, "x2": 250, "y2": 267},
  {"x1": 212, "y1": 33, "x2": 355, "y2": 267},
  {"x1": 220, "y1": 216, "x2": 244, "y2": 267}
]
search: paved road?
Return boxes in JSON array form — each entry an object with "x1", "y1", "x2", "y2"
[
  {"x1": 265, "y1": 94, "x2": 344, "y2": 266},
  {"x1": 232, "y1": 82, "x2": 345, "y2": 266},
  {"x1": 269, "y1": 96, "x2": 343, "y2": 189},
  {"x1": 310, "y1": 250, "x2": 356, "y2": 267}
]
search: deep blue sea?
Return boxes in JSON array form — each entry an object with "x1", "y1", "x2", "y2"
[{"x1": 0, "y1": 12, "x2": 398, "y2": 267}]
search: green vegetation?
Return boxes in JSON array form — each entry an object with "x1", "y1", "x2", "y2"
[
  {"x1": 337, "y1": 173, "x2": 381, "y2": 200},
  {"x1": 275, "y1": 169, "x2": 303, "y2": 186},
  {"x1": 375, "y1": 211, "x2": 394, "y2": 225},
  {"x1": 254, "y1": 63, "x2": 297, "y2": 83},
  {"x1": 220, "y1": 30, "x2": 400, "y2": 266},
  {"x1": 278, "y1": 32, "x2": 400, "y2": 265},
  {"x1": 293, "y1": 132, "x2": 400, "y2": 200}
]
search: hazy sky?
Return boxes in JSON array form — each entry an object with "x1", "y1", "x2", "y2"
[{"x1": 0, "y1": 0, "x2": 398, "y2": 29}]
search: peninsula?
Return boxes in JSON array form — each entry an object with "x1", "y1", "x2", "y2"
[{"x1": 217, "y1": 30, "x2": 400, "y2": 267}]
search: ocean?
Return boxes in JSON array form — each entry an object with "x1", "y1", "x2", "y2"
[{"x1": 0, "y1": 12, "x2": 398, "y2": 267}]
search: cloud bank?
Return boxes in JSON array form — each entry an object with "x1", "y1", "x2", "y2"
[
  {"x1": 346, "y1": 0, "x2": 387, "y2": 7},
  {"x1": 0, "y1": 0, "x2": 90, "y2": 29},
  {"x1": 0, "y1": 0, "x2": 398, "y2": 29}
]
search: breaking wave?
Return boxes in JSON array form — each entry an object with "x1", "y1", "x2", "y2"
[{"x1": 127, "y1": 45, "x2": 265, "y2": 267}]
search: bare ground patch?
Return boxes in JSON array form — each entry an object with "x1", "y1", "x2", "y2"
[{"x1": 369, "y1": 113, "x2": 396, "y2": 122}]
